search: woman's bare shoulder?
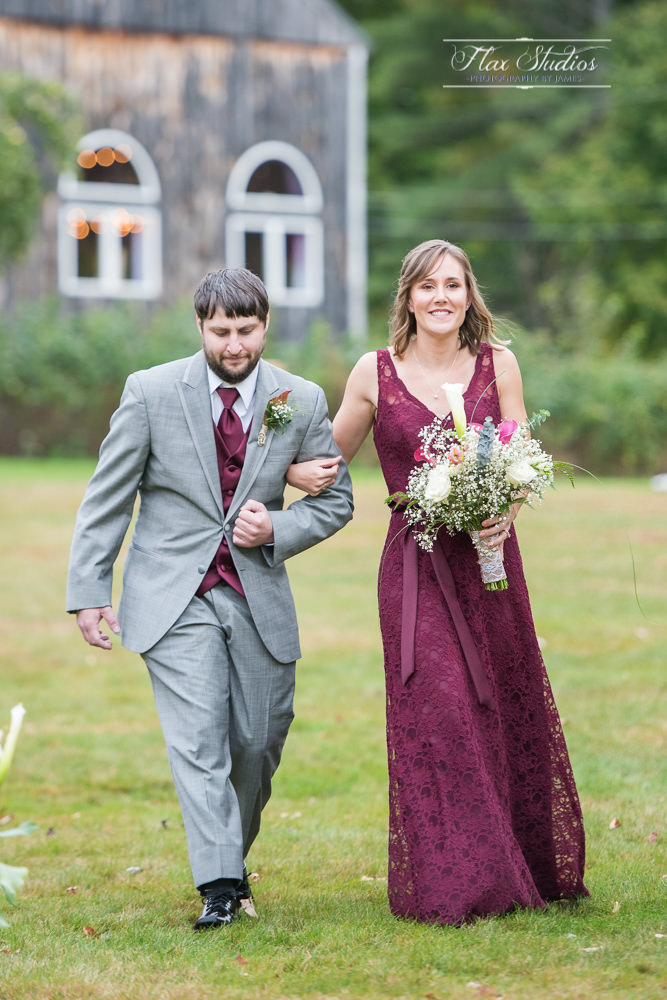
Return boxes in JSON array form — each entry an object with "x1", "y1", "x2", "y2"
[
  {"x1": 346, "y1": 350, "x2": 382, "y2": 385},
  {"x1": 352, "y1": 349, "x2": 383, "y2": 372},
  {"x1": 490, "y1": 343, "x2": 521, "y2": 373},
  {"x1": 490, "y1": 343, "x2": 526, "y2": 420},
  {"x1": 490, "y1": 342, "x2": 518, "y2": 358}
]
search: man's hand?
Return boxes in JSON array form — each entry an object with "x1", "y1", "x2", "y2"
[
  {"x1": 233, "y1": 499, "x2": 275, "y2": 548},
  {"x1": 76, "y1": 606, "x2": 120, "y2": 650}
]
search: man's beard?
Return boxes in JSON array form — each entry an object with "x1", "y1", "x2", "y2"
[{"x1": 204, "y1": 349, "x2": 262, "y2": 385}]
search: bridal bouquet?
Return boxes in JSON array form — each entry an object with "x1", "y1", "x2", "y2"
[{"x1": 387, "y1": 383, "x2": 573, "y2": 591}]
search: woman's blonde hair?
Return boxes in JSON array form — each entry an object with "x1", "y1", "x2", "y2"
[{"x1": 389, "y1": 239, "x2": 502, "y2": 358}]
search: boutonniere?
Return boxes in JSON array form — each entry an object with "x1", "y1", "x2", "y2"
[{"x1": 258, "y1": 390, "x2": 294, "y2": 446}]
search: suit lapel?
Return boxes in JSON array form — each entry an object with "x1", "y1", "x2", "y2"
[
  {"x1": 176, "y1": 352, "x2": 223, "y2": 515},
  {"x1": 226, "y1": 359, "x2": 281, "y2": 521}
]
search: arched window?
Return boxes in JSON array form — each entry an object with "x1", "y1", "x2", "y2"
[
  {"x1": 57, "y1": 129, "x2": 162, "y2": 299},
  {"x1": 225, "y1": 141, "x2": 323, "y2": 308}
]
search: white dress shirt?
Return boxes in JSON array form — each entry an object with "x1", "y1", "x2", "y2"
[{"x1": 206, "y1": 364, "x2": 259, "y2": 433}]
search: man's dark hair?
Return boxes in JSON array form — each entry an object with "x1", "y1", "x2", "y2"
[{"x1": 194, "y1": 268, "x2": 269, "y2": 323}]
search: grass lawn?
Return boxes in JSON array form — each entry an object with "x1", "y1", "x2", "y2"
[{"x1": 0, "y1": 457, "x2": 664, "y2": 999}]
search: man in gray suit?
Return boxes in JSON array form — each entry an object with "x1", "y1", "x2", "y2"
[{"x1": 67, "y1": 268, "x2": 353, "y2": 929}]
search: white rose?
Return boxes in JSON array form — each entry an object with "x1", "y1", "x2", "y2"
[
  {"x1": 424, "y1": 464, "x2": 452, "y2": 502},
  {"x1": 506, "y1": 459, "x2": 538, "y2": 487}
]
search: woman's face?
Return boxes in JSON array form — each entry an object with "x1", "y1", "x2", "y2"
[{"x1": 407, "y1": 254, "x2": 470, "y2": 340}]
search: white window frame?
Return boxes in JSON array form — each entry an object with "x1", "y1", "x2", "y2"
[
  {"x1": 57, "y1": 129, "x2": 162, "y2": 300},
  {"x1": 226, "y1": 213, "x2": 323, "y2": 308},
  {"x1": 225, "y1": 142, "x2": 324, "y2": 308},
  {"x1": 58, "y1": 203, "x2": 162, "y2": 299}
]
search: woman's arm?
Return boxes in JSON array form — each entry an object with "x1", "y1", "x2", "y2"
[
  {"x1": 286, "y1": 455, "x2": 341, "y2": 495},
  {"x1": 286, "y1": 352, "x2": 378, "y2": 495},
  {"x1": 494, "y1": 345, "x2": 527, "y2": 423},
  {"x1": 332, "y1": 351, "x2": 378, "y2": 463}
]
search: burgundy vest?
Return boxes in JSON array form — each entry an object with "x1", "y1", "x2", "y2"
[{"x1": 196, "y1": 420, "x2": 250, "y2": 598}]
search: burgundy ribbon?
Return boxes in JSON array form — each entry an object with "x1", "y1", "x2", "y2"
[{"x1": 399, "y1": 526, "x2": 495, "y2": 709}]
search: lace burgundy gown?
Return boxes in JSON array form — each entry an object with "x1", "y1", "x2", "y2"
[{"x1": 374, "y1": 345, "x2": 588, "y2": 924}]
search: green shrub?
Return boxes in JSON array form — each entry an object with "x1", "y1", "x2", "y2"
[
  {"x1": 1, "y1": 301, "x2": 665, "y2": 474},
  {"x1": 0, "y1": 300, "x2": 368, "y2": 459},
  {"x1": 515, "y1": 330, "x2": 667, "y2": 475},
  {"x1": 0, "y1": 298, "x2": 195, "y2": 455}
]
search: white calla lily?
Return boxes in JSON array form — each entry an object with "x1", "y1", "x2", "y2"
[
  {"x1": 442, "y1": 382, "x2": 467, "y2": 439},
  {"x1": 0, "y1": 703, "x2": 26, "y2": 787}
]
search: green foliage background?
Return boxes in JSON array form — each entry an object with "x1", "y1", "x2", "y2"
[
  {"x1": 0, "y1": 0, "x2": 666, "y2": 472},
  {"x1": 0, "y1": 298, "x2": 664, "y2": 473},
  {"x1": 0, "y1": 72, "x2": 80, "y2": 267},
  {"x1": 345, "y1": 0, "x2": 667, "y2": 356}
]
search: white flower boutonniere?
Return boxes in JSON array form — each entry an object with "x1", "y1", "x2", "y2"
[{"x1": 258, "y1": 390, "x2": 294, "y2": 446}]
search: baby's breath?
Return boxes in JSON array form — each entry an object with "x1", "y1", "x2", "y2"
[
  {"x1": 263, "y1": 391, "x2": 294, "y2": 433},
  {"x1": 390, "y1": 413, "x2": 565, "y2": 553}
]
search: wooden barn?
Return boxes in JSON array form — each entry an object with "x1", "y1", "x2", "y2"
[{"x1": 0, "y1": 0, "x2": 368, "y2": 340}]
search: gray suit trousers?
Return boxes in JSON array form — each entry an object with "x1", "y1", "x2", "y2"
[{"x1": 142, "y1": 585, "x2": 295, "y2": 887}]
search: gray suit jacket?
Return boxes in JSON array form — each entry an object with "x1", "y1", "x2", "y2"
[{"x1": 66, "y1": 351, "x2": 353, "y2": 661}]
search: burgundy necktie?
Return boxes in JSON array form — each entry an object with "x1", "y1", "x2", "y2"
[{"x1": 216, "y1": 386, "x2": 245, "y2": 454}]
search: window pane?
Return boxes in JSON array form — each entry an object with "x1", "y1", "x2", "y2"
[
  {"x1": 77, "y1": 145, "x2": 140, "y2": 185},
  {"x1": 61, "y1": 132, "x2": 162, "y2": 300},
  {"x1": 121, "y1": 231, "x2": 144, "y2": 281},
  {"x1": 285, "y1": 232, "x2": 306, "y2": 288},
  {"x1": 244, "y1": 231, "x2": 264, "y2": 279},
  {"x1": 247, "y1": 160, "x2": 302, "y2": 196},
  {"x1": 77, "y1": 227, "x2": 99, "y2": 278}
]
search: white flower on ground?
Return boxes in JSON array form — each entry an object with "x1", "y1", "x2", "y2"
[
  {"x1": 424, "y1": 463, "x2": 452, "y2": 502},
  {"x1": 0, "y1": 704, "x2": 26, "y2": 787}
]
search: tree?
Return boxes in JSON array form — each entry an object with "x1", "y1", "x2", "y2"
[
  {"x1": 0, "y1": 73, "x2": 81, "y2": 268},
  {"x1": 510, "y1": 0, "x2": 667, "y2": 354},
  {"x1": 338, "y1": 0, "x2": 665, "y2": 353}
]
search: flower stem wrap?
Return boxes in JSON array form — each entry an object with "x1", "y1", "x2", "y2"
[{"x1": 470, "y1": 530, "x2": 508, "y2": 591}]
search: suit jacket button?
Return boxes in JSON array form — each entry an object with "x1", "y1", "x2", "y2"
[
  {"x1": 197, "y1": 566, "x2": 205, "y2": 574},
  {"x1": 225, "y1": 524, "x2": 232, "y2": 532}
]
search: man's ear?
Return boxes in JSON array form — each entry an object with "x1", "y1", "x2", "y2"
[
  {"x1": 264, "y1": 310, "x2": 270, "y2": 333},
  {"x1": 196, "y1": 315, "x2": 203, "y2": 337}
]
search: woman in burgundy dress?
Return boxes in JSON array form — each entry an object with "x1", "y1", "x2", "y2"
[{"x1": 289, "y1": 239, "x2": 588, "y2": 924}]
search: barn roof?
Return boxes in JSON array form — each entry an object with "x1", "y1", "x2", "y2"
[{"x1": 0, "y1": 0, "x2": 368, "y2": 47}]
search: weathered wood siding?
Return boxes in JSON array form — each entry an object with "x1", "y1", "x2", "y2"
[
  {"x1": 0, "y1": 0, "x2": 366, "y2": 47},
  {"x1": 0, "y1": 13, "x2": 362, "y2": 338}
]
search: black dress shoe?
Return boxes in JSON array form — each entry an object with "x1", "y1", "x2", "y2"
[
  {"x1": 194, "y1": 890, "x2": 241, "y2": 930},
  {"x1": 239, "y1": 864, "x2": 252, "y2": 902}
]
